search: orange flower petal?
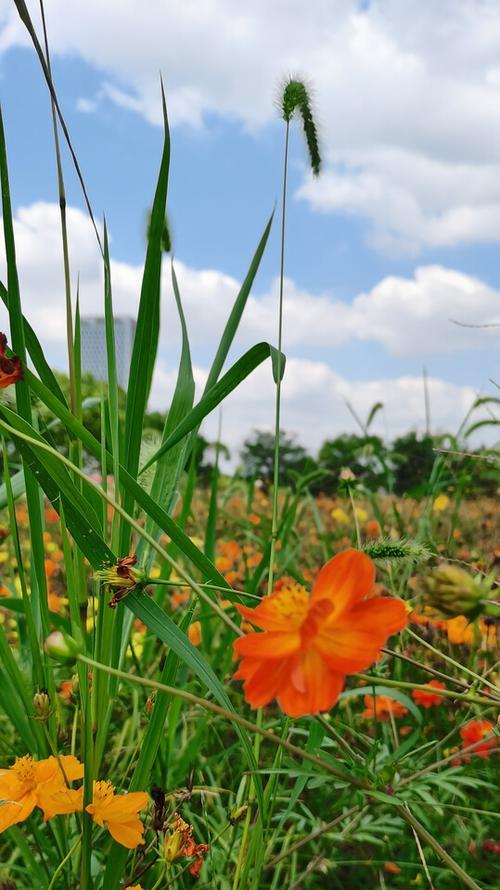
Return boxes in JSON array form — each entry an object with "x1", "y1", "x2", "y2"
[
  {"x1": 315, "y1": 597, "x2": 407, "y2": 673},
  {"x1": 277, "y1": 649, "x2": 345, "y2": 717},
  {"x1": 234, "y1": 656, "x2": 295, "y2": 708},
  {"x1": 311, "y1": 549, "x2": 375, "y2": 617},
  {"x1": 233, "y1": 631, "x2": 300, "y2": 659},
  {"x1": 0, "y1": 791, "x2": 37, "y2": 832},
  {"x1": 106, "y1": 817, "x2": 145, "y2": 848}
]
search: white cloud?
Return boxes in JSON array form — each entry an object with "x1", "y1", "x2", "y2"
[
  {"x1": 3, "y1": 1, "x2": 500, "y2": 252},
  {"x1": 150, "y1": 355, "x2": 482, "y2": 461},
  {"x1": 1, "y1": 203, "x2": 500, "y2": 365},
  {"x1": 0, "y1": 201, "x2": 496, "y2": 458}
]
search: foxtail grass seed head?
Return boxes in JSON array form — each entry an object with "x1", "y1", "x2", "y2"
[
  {"x1": 280, "y1": 77, "x2": 321, "y2": 176},
  {"x1": 421, "y1": 564, "x2": 486, "y2": 617},
  {"x1": 363, "y1": 537, "x2": 432, "y2": 563}
]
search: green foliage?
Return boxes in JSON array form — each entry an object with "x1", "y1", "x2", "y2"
[
  {"x1": 240, "y1": 429, "x2": 316, "y2": 488},
  {"x1": 391, "y1": 432, "x2": 437, "y2": 495},
  {"x1": 318, "y1": 433, "x2": 388, "y2": 492}
]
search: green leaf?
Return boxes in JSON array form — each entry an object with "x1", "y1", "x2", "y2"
[
  {"x1": 21, "y1": 369, "x2": 235, "y2": 594},
  {"x1": 121, "y1": 84, "x2": 170, "y2": 508},
  {"x1": 140, "y1": 342, "x2": 286, "y2": 473}
]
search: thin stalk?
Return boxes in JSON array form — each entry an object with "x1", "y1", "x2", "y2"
[
  {"x1": 267, "y1": 120, "x2": 289, "y2": 597},
  {"x1": 354, "y1": 672, "x2": 499, "y2": 708},
  {"x1": 382, "y1": 647, "x2": 498, "y2": 700},
  {"x1": 400, "y1": 806, "x2": 481, "y2": 890},
  {"x1": 398, "y1": 733, "x2": 499, "y2": 787},
  {"x1": 47, "y1": 836, "x2": 81, "y2": 890},
  {"x1": 265, "y1": 804, "x2": 360, "y2": 869},
  {"x1": 39, "y1": 0, "x2": 76, "y2": 414},
  {"x1": 406, "y1": 627, "x2": 499, "y2": 693}
]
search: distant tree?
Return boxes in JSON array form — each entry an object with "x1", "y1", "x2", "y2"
[
  {"x1": 240, "y1": 430, "x2": 314, "y2": 489},
  {"x1": 391, "y1": 432, "x2": 436, "y2": 495},
  {"x1": 318, "y1": 433, "x2": 388, "y2": 493}
]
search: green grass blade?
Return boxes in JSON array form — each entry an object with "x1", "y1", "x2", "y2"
[
  {"x1": 140, "y1": 342, "x2": 285, "y2": 473},
  {"x1": 120, "y1": 83, "x2": 170, "y2": 553}
]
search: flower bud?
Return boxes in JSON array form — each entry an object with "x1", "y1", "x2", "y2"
[
  {"x1": 33, "y1": 689, "x2": 50, "y2": 721},
  {"x1": 44, "y1": 631, "x2": 81, "y2": 664},
  {"x1": 421, "y1": 565, "x2": 484, "y2": 617}
]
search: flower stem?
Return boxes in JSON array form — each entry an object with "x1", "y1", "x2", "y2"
[{"x1": 267, "y1": 119, "x2": 289, "y2": 598}]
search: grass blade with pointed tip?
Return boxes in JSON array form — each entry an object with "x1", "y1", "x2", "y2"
[{"x1": 141, "y1": 342, "x2": 286, "y2": 473}]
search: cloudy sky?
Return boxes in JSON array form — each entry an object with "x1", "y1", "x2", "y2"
[{"x1": 0, "y1": 0, "x2": 499, "y2": 458}]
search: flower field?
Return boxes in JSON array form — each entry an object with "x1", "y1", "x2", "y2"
[{"x1": 0, "y1": 4, "x2": 499, "y2": 888}]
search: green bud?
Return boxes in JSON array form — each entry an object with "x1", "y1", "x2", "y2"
[
  {"x1": 44, "y1": 631, "x2": 81, "y2": 665},
  {"x1": 421, "y1": 564, "x2": 484, "y2": 618}
]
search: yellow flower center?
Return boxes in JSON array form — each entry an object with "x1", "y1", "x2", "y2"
[
  {"x1": 271, "y1": 584, "x2": 333, "y2": 643},
  {"x1": 271, "y1": 584, "x2": 309, "y2": 622},
  {"x1": 93, "y1": 780, "x2": 115, "y2": 804},
  {"x1": 13, "y1": 755, "x2": 36, "y2": 790}
]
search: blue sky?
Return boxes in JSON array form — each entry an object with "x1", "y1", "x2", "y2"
[{"x1": 0, "y1": 1, "x2": 499, "y2": 455}]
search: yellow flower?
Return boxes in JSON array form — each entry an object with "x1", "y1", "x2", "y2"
[
  {"x1": 0, "y1": 754, "x2": 83, "y2": 832},
  {"x1": 433, "y1": 494, "x2": 450, "y2": 512},
  {"x1": 330, "y1": 507, "x2": 349, "y2": 525},
  {"x1": 47, "y1": 780, "x2": 149, "y2": 849},
  {"x1": 354, "y1": 507, "x2": 368, "y2": 523}
]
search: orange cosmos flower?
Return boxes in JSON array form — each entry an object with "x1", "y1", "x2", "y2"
[
  {"x1": 46, "y1": 780, "x2": 149, "y2": 848},
  {"x1": 460, "y1": 719, "x2": 498, "y2": 759},
  {"x1": 411, "y1": 680, "x2": 446, "y2": 708},
  {"x1": 0, "y1": 333, "x2": 23, "y2": 388},
  {"x1": 0, "y1": 754, "x2": 83, "y2": 832},
  {"x1": 233, "y1": 549, "x2": 407, "y2": 717},
  {"x1": 362, "y1": 694, "x2": 408, "y2": 721}
]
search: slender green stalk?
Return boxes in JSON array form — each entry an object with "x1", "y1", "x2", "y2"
[
  {"x1": 47, "y1": 835, "x2": 81, "y2": 890},
  {"x1": 354, "y1": 672, "x2": 499, "y2": 707},
  {"x1": 406, "y1": 627, "x2": 499, "y2": 692},
  {"x1": 400, "y1": 807, "x2": 481, "y2": 890},
  {"x1": 39, "y1": 0, "x2": 76, "y2": 415},
  {"x1": 267, "y1": 120, "x2": 289, "y2": 597}
]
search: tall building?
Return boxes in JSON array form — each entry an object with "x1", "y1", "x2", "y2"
[{"x1": 81, "y1": 316, "x2": 136, "y2": 390}]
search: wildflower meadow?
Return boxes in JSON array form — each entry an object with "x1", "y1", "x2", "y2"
[{"x1": 0, "y1": 3, "x2": 498, "y2": 889}]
